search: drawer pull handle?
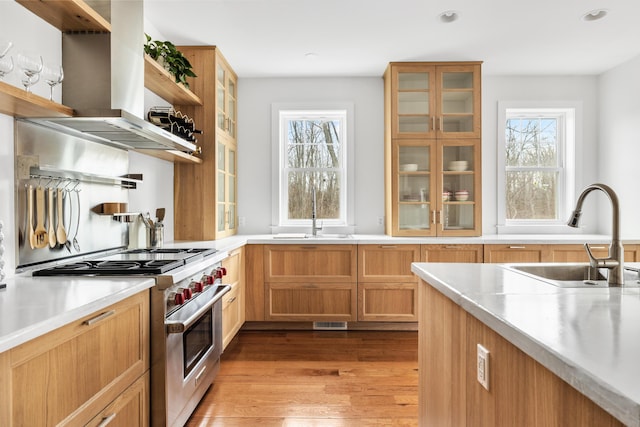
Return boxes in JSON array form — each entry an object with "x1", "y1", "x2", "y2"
[
  {"x1": 444, "y1": 245, "x2": 461, "y2": 249},
  {"x1": 227, "y1": 296, "x2": 237, "y2": 304},
  {"x1": 96, "y1": 413, "x2": 117, "y2": 427},
  {"x1": 83, "y1": 310, "x2": 115, "y2": 326},
  {"x1": 380, "y1": 245, "x2": 398, "y2": 249},
  {"x1": 508, "y1": 246, "x2": 526, "y2": 249},
  {"x1": 301, "y1": 246, "x2": 318, "y2": 249},
  {"x1": 588, "y1": 246, "x2": 606, "y2": 250}
]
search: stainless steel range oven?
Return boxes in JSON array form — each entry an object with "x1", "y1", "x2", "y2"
[{"x1": 33, "y1": 247, "x2": 230, "y2": 427}]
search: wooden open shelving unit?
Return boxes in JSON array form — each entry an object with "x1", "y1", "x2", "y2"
[{"x1": 0, "y1": 81, "x2": 74, "y2": 118}]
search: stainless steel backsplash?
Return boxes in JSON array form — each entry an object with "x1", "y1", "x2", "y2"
[{"x1": 15, "y1": 120, "x2": 130, "y2": 270}]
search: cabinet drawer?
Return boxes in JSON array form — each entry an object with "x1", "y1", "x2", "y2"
[
  {"x1": 358, "y1": 282, "x2": 417, "y2": 322},
  {"x1": 358, "y1": 244, "x2": 420, "y2": 282},
  {"x1": 421, "y1": 244, "x2": 483, "y2": 263},
  {"x1": 265, "y1": 282, "x2": 357, "y2": 322},
  {"x1": 547, "y1": 244, "x2": 639, "y2": 263},
  {"x1": 86, "y1": 371, "x2": 149, "y2": 427},
  {"x1": 264, "y1": 244, "x2": 357, "y2": 282},
  {"x1": 483, "y1": 244, "x2": 547, "y2": 263}
]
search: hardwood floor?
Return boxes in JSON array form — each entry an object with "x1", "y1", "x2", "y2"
[{"x1": 186, "y1": 330, "x2": 418, "y2": 426}]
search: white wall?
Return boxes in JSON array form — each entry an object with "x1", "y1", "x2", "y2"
[
  {"x1": 481, "y1": 75, "x2": 600, "y2": 234},
  {"x1": 598, "y1": 54, "x2": 640, "y2": 239},
  {"x1": 237, "y1": 74, "x2": 601, "y2": 235},
  {"x1": 237, "y1": 77, "x2": 384, "y2": 234}
]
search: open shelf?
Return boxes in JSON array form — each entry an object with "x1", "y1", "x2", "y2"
[
  {"x1": 0, "y1": 81, "x2": 73, "y2": 118},
  {"x1": 16, "y1": 0, "x2": 111, "y2": 32},
  {"x1": 134, "y1": 149, "x2": 203, "y2": 164},
  {"x1": 144, "y1": 55, "x2": 203, "y2": 106}
]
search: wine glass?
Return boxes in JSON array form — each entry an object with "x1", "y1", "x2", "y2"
[
  {"x1": 42, "y1": 64, "x2": 64, "y2": 101},
  {"x1": 0, "y1": 41, "x2": 12, "y2": 59},
  {"x1": 16, "y1": 53, "x2": 43, "y2": 92},
  {"x1": 0, "y1": 56, "x2": 13, "y2": 79}
]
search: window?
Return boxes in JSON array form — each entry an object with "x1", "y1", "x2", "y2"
[
  {"x1": 272, "y1": 105, "x2": 353, "y2": 230},
  {"x1": 497, "y1": 102, "x2": 579, "y2": 233}
]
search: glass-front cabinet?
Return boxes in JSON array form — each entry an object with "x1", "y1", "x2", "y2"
[
  {"x1": 217, "y1": 135, "x2": 237, "y2": 237},
  {"x1": 390, "y1": 63, "x2": 481, "y2": 139},
  {"x1": 385, "y1": 61, "x2": 482, "y2": 236},
  {"x1": 216, "y1": 61, "x2": 237, "y2": 139}
]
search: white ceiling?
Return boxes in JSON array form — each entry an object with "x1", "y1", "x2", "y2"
[{"x1": 144, "y1": 0, "x2": 640, "y2": 78}]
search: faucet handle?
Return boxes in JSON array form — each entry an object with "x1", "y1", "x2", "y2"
[{"x1": 583, "y1": 243, "x2": 602, "y2": 268}]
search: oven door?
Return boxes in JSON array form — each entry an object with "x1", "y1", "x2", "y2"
[{"x1": 165, "y1": 284, "x2": 230, "y2": 427}]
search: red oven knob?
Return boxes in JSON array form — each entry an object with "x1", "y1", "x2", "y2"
[
  {"x1": 220, "y1": 267, "x2": 227, "y2": 276},
  {"x1": 214, "y1": 268, "x2": 223, "y2": 279},
  {"x1": 174, "y1": 292, "x2": 185, "y2": 305},
  {"x1": 182, "y1": 287, "x2": 193, "y2": 300},
  {"x1": 202, "y1": 274, "x2": 214, "y2": 285},
  {"x1": 193, "y1": 280, "x2": 204, "y2": 293}
]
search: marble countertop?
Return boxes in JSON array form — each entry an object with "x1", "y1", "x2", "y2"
[
  {"x1": 0, "y1": 275, "x2": 154, "y2": 353},
  {"x1": 411, "y1": 261, "x2": 640, "y2": 427}
]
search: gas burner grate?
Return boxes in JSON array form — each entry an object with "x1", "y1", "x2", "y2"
[{"x1": 33, "y1": 259, "x2": 183, "y2": 276}]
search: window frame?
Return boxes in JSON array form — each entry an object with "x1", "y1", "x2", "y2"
[
  {"x1": 497, "y1": 101, "x2": 581, "y2": 234},
  {"x1": 271, "y1": 103, "x2": 355, "y2": 233}
]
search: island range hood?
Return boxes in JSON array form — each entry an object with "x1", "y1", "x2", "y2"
[{"x1": 26, "y1": 2, "x2": 196, "y2": 154}]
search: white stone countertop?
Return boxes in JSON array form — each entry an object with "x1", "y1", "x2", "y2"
[
  {"x1": 231, "y1": 233, "x2": 630, "y2": 245},
  {"x1": 411, "y1": 261, "x2": 640, "y2": 427},
  {"x1": 0, "y1": 275, "x2": 154, "y2": 353}
]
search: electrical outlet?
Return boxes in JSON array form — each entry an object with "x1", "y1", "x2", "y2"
[
  {"x1": 238, "y1": 216, "x2": 246, "y2": 226},
  {"x1": 378, "y1": 216, "x2": 384, "y2": 225},
  {"x1": 477, "y1": 344, "x2": 490, "y2": 391}
]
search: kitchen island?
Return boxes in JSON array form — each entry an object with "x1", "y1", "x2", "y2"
[{"x1": 412, "y1": 262, "x2": 640, "y2": 426}]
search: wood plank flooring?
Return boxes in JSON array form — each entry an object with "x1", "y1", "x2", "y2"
[{"x1": 186, "y1": 330, "x2": 418, "y2": 426}]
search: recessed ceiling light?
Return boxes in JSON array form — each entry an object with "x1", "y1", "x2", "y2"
[
  {"x1": 304, "y1": 52, "x2": 318, "y2": 60},
  {"x1": 439, "y1": 10, "x2": 459, "y2": 23},
  {"x1": 581, "y1": 9, "x2": 608, "y2": 22}
]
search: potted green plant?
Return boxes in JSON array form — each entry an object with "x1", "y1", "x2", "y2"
[{"x1": 144, "y1": 34, "x2": 196, "y2": 89}]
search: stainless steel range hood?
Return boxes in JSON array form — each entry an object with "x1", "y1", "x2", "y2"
[
  {"x1": 27, "y1": 109, "x2": 197, "y2": 152},
  {"x1": 26, "y1": 3, "x2": 195, "y2": 154}
]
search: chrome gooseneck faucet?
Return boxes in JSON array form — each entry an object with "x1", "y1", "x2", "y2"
[
  {"x1": 567, "y1": 183, "x2": 625, "y2": 286},
  {"x1": 311, "y1": 187, "x2": 322, "y2": 236}
]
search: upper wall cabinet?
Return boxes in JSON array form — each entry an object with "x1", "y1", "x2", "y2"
[
  {"x1": 388, "y1": 63, "x2": 481, "y2": 139},
  {"x1": 173, "y1": 46, "x2": 239, "y2": 240}
]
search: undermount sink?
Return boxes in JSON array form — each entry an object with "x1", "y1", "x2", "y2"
[{"x1": 502, "y1": 263, "x2": 640, "y2": 288}]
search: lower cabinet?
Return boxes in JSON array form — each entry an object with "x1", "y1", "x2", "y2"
[
  {"x1": 419, "y1": 281, "x2": 623, "y2": 426},
  {"x1": 263, "y1": 244, "x2": 358, "y2": 322},
  {"x1": 222, "y1": 247, "x2": 245, "y2": 349},
  {"x1": 0, "y1": 290, "x2": 150, "y2": 426},
  {"x1": 357, "y1": 244, "x2": 419, "y2": 322}
]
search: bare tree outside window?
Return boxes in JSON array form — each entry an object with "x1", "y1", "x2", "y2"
[
  {"x1": 285, "y1": 116, "x2": 343, "y2": 221},
  {"x1": 505, "y1": 117, "x2": 559, "y2": 220}
]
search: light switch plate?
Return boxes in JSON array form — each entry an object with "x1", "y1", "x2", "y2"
[{"x1": 477, "y1": 344, "x2": 490, "y2": 390}]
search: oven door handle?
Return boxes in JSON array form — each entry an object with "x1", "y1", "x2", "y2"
[{"x1": 165, "y1": 284, "x2": 230, "y2": 334}]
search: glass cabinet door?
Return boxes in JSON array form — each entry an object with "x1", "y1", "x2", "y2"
[
  {"x1": 440, "y1": 140, "x2": 480, "y2": 234},
  {"x1": 392, "y1": 67, "x2": 436, "y2": 138},
  {"x1": 437, "y1": 65, "x2": 481, "y2": 138},
  {"x1": 217, "y1": 139, "x2": 238, "y2": 235},
  {"x1": 394, "y1": 141, "x2": 436, "y2": 235},
  {"x1": 216, "y1": 63, "x2": 237, "y2": 139}
]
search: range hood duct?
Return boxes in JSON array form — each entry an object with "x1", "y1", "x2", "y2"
[{"x1": 26, "y1": 3, "x2": 196, "y2": 154}]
